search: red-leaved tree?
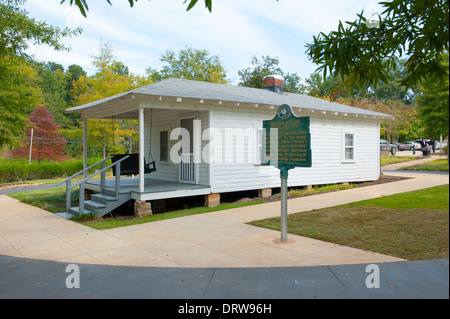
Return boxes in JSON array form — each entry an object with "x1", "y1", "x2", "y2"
[{"x1": 13, "y1": 106, "x2": 68, "y2": 162}]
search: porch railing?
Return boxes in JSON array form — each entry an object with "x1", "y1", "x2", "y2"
[
  {"x1": 56, "y1": 155, "x2": 130, "y2": 216},
  {"x1": 180, "y1": 153, "x2": 197, "y2": 184}
]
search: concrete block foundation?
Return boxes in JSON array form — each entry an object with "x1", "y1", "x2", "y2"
[
  {"x1": 205, "y1": 193, "x2": 220, "y2": 207},
  {"x1": 134, "y1": 200, "x2": 152, "y2": 217}
]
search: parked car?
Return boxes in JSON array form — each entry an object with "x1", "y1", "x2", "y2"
[
  {"x1": 396, "y1": 141, "x2": 420, "y2": 151},
  {"x1": 435, "y1": 141, "x2": 441, "y2": 150},
  {"x1": 380, "y1": 139, "x2": 397, "y2": 154},
  {"x1": 414, "y1": 139, "x2": 428, "y2": 148},
  {"x1": 414, "y1": 139, "x2": 439, "y2": 149}
]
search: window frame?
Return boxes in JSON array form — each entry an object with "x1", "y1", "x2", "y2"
[
  {"x1": 159, "y1": 130, "x2": 169, "y2": 163},
  {"x1": 342, "y1": 131, "x2": 356, "y2": 163}
]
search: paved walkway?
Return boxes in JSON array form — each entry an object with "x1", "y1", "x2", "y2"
[
  {"x1": 0, "y1": 156, "x2": 448, "y2": 298},
  {"x1": 381, "y1": 153, "x2": 447, "y2": 170},
  {"x1": 1, "y1": 254, "x2": 447, "y2": 299}
]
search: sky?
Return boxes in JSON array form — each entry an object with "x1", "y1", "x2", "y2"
[{"x1": 23, "y1": 0, "x2": 383, "y2": 85}]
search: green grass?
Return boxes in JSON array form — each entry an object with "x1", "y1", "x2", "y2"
[
  {"x1": 249, "y1": 185, "x2": 449, "y2": 261},
  {"x1": 8, "y1": 185, "x2": 265, "y2": 229},
  {"x1": 380, "y1": 155, "x2": 417, "y2": 166},
  {"x1": 272, "y1": 183, "x2": 354, "y2": 198},
  {"x1": 401, "y1": 159, "x2": 449, "y2": 172},
  {"x1": 345, "y1": 183, "x2": 449, "y2": 211},
  {"x1": 9, "y1": 185, "x2": 78, "y2": 214}
]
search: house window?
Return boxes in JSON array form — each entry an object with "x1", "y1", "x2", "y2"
[
  {"x1": 160, "y1": 131, "x2": 168, "y2": 162},
  {"x1": 343, "y1": 132, "x2": 355, "y2": 162},
  {"x1": 254, "y1": 126, "x2": 264, "y2": 165}
]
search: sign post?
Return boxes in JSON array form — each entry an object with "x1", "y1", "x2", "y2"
[{"x1": 262, "y1": 104, "x2": 312, "y2": 242}]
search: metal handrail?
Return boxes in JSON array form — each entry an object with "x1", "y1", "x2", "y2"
[
  {"x1": 70, "y1": 155, "x2": 130, "y2": 189},
  {"x1": 56, "y1": 156, "x2": 113, "y2": 186},
  {"x1": 61, "y1": 155, "x2": 130, "y2": 216}
]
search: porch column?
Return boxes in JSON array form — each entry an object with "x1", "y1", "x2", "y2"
[
  {"x1": 82, "y1": 118, "x2": 88, "y2": 179},
  {"x1": 139, "y1": 107, "x2": 145, "y2": 193}
]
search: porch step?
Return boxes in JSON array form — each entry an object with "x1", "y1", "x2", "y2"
[
  {"x1": 81, "y1": 191, "x2": 131, "y2": 218},
  {"x1": 90, "y1": 193, "x2": 119, "y2": 204},
  {"x1": 84, "y1": 200, "x2": 107, "y2": 211},
  {"x1": 55, "y1": 212, "x2": 75, "y2": 219},
  {"x1": 68, "y1": 207, "x2": 93, "y2": 215},
  {"x1": 103, "y1": 187, "x2": 131, "y2": 196}
]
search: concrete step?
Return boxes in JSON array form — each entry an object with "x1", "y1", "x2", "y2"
[
  {"x1": 84, "y1": 200, "x2": 107, "y2": 211},
  {"x1": 90, "y1": 193, "x2": 119, "y2": 204},
  {"x1": 55, "y1": 212, "x2": 75, "y2": 219},
  {"x1": 103, "y1": 188, "x2": 131, "y2": 197},
  {"x1": 68, "y1": 207, "x2": 93, "y2": 215}
]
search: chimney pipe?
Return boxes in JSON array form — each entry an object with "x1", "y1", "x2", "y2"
[{"x1": 263, "y1": 75, "x2": 283, "y2": 93}]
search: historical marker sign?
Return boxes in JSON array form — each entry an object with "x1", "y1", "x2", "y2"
[
  {"x1": 262, "y1": 104, "x2": 312, "y2": 175},
  {"x1": 261, "y1": 104, "x2": 312, "y2": 243}
]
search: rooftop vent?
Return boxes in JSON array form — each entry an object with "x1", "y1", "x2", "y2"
[{"x1": 263, "y1": 75, "x2": 283, "y2": 93}]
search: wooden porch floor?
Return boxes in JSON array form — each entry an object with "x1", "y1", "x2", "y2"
[{"x1": 86, "y1": 177, "x2": 211, "y2": 201}]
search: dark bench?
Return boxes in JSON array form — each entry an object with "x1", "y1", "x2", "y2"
[
  {"x1": 421, "y1": 147, "x2": 431, "y2": 157},
  {"x1": 111, "y1": 154, "x2": 156, "y2": 176}
]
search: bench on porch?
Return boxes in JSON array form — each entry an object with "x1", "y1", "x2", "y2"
[{"x1": 111, "y1": 154, "x2": 156, "y2": 176}]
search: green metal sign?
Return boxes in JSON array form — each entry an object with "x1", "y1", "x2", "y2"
[{"x1": 262, "y1": 104, "x2": 312, "y2": 177}]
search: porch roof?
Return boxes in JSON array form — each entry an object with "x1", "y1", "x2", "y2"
[{"x1": 66, "y1": 78, "x2": 392, "y2": 119}]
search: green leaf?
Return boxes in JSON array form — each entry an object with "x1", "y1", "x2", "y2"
[{"x1": 186, "y1": 0, "x2": 199, "y2": 11}]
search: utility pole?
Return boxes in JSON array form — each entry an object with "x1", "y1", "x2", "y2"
[{"x1": 28, "y1": 128, "x2": 34, "y2": 164}]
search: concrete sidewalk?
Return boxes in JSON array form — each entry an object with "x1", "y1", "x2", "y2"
[
  {"x1": 0, "y1": 165, "x2": 448, "y2": 298},
  {"x1": 0, "y1": 170, "x2": 448, "y2": 268},
  {"x1": 381, "y1": 153, "x2": 446, "y2": 170}
]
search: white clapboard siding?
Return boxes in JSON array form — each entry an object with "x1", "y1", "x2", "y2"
[
  {"x1": 144, "y1": 108, "x2": 209, "y2": 185},
  {"x1": 209, "y1": 107, "x2": 380, "y2": 193}
]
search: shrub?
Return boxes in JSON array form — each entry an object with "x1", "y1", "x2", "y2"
[{"x1": 0, "y1": 157, "x2": 108, "y2": 184}]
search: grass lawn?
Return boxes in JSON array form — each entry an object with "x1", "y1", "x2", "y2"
[
  {"x1": 8, "y1": 186, "x2": 266, "y2": 229},
  {"x1": 249, "y1": 184, "x2": 449, "y2": 261},
  {"x1": 401, "y1": 159, "x2": 449, "y2": 172},
  {"x1": 380, "y1": 155, "x2": 417, "y2": 166},
  {"x1": 9, "y1": 185, "x2": 78, "y2": 214}
]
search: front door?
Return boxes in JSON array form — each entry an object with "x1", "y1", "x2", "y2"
[{"x1": 179, "y1": 118, "x2": 197, "y2": 184}]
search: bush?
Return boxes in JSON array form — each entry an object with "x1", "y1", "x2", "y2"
[{"x1": 0, "y1": 157, "x2": 108, "y2": 184}]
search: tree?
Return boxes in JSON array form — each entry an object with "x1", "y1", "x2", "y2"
[
  {"x1": 338, "y1": 97, "x2": 423, "y2": 143},
  {"x1": 61, "y1": 0, "x2": 213, "y2": 17},
  {"x1": 72, "y1": 41, "x2": 152, "y2": 102},
  {"x1": 0, "y1": 55, "x2": 43, "y2": 147},
  {"x1": 147, "y1": 47, "x2": 227, "y2": 84},
  {"x1": 33, "y1": 61, "x2": 72, "y2": 125},
  {"x1": 113, "y1": 61, "x2": 130, "y2": 76},
  {"x1": 0, "y1": 0, "x2": 81, "y2": 148},
  {"x1": 70, "y1": 42, "x2": 152, "y2": 157},
  {"x1": 67, "y1": 64, "x2": 87, "y2": 83},
  {"x1": 0, "y1": 0, "x2": 81, "y2": 59},
  {"x1": 303, "y1": 73, "x2": 343, "y2": 99},
  {"x1": 415, "y1": 52, "x2": 449, "y2": 141},
  {"x1": 12, "y1": 105, "x2": 68, "y2": 162},
  {"x1": 66, "y1": 64, "x2": 87, "y2": 108},
  {"x1": 305, "y1": 0, "x2": 449, "y2": 90},
  {"x1": 303, "y1": 58, "x2": 416, "y2": 103},
  {"x1": 238, "y1": 55, "x2": 304, "y2": 93}
]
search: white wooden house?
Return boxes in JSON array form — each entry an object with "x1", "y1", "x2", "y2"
[{"x1": 59, "y1": 76, "x2": 392, "y2": 218}]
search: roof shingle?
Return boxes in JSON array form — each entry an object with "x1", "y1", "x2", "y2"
[{"x1": 67, "y1": 78, "x2": 392, "y2": 118}]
